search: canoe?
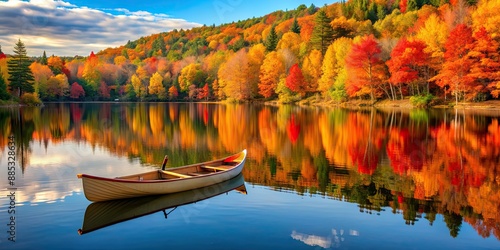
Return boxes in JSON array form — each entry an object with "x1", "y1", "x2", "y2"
[
  {"x1": 77, "y1": 149, "x2": 247, "y2": 202},
  {"x1": 78, "y1": 174, "x2": 246, "y2": 235}
]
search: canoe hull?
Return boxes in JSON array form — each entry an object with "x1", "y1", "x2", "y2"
[{"x1": 79, "y1": 150, "x2": 246, "y2": 202}]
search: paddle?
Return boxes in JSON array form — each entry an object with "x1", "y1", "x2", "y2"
[{"x1": 161, "y1": 155, "x2": 169, "y2": 170}]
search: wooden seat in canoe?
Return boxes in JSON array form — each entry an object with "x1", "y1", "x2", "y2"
[
  {"x1": 201, "y1": 166, "x2": 230, "y2": 172},
  {"x1": 162, "y1": 171, "x2": 191, "y2": 178}
]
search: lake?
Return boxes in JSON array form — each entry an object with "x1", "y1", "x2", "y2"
[{"x1": 0, "y1": 102, "x2": 499, "y2": 249}]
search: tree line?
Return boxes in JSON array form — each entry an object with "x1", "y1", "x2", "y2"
[{"x1": 1, "y1": 0, "x2": 500, "y2": 105}]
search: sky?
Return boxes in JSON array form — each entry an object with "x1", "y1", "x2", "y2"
[{"x1": 0, "y1": 0, "x2": 332, "y2": 57}]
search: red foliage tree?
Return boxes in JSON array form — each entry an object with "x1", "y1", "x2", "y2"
[
  {"x1": 345, "y1": 35, "x2": 385, "y2": 101},
  {"x1": 197, "y1": 83, "x2": 209, "y2": 100},
  {"x1": 387, "y1": 38, "x2": 430, "y2": 97},
  {"x1": 467, "y1": 27, "x2": 500, "y2": 98},
  {"x1": 70, "y1": 82, "x2": 85, "y2": 99},
  {"x1": 285, "y1": 64, "x2": 307, "y2": 96},
  {"x1": 98, "y1": 81, "x2": 110, "y2": 99},
  {"x1": 400, "y1": 0, "x2": 408, "y2": 13}
]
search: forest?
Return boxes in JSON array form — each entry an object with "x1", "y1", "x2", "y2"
[{"x1": 0, "y1": 0, "x2": 500, "y2": 106}]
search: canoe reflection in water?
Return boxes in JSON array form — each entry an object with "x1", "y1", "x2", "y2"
[{"x1": 78, "y1": 174, "x2": 246, "y2": 235}]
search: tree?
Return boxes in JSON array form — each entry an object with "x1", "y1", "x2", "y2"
[
  {"x1": 149, "y1": 72, "x2": 167, "y2": 99},
  {"x1": 277, "y1": 32, "x2": 302, "y2": 58},
  {"x1": 198, "y1": 83, "x2": 209, "y2": 100},
  {"x1": 168, "y1": 85, "x2": 179, "y2": 100},
  {"x1": 265, "y1": 25, "x2": 279, "y2": 52},
  {"x1": 82, "y1": 51, "x2": 101, "y2": 93},
  {"x1": 291, "y1": 17, "x2": 301, "y2": 34},
  {"x1": 286, "y1": 64, "x2": 307, "y2": 97},
  {"x1": 318, "y1": 37, "x2": 352, "y2": 97},
  {"x1": 259, "y1": 51, "x2": 285, "y2": 98},
  {"x1": 311, "y1": 8, "x2": 334, "y2": 55},
  {"x1": 218, "y1": 49, "x2": 252, "y2": 101},
  {"x1": 431, "y1": 24, "x2": 474, "y2": 104},
  {"x1": 40, "y1": 51, "x2": 48, "y2": 65},
  {"x1": 8, "y1": 39, "x2": 34, "y2": 97},
  {"x1": 302, "y1": 49, "x2": 322, "y2": 93},
  {"x1": 467, "y1": 27, "x2": 500, "y2": 99},
  {"x1": 48, "y1": 55, "x2": 63, "y2": 75},
  {"x1": 70, "y1": 82, "x2": 85, "y2": 99},
  {"x1": 0, "y1": 74, "x2": 9, "y2": 100},
  {"x1": 345, "y1": 35, "x2": 385, "y2": 101},
  {"x1": 98, "y1": 81, "x2": 110, "y2": 99},
  {"x1": 178, "y1": 63, "x2": 205, "y2": 92},
  {"x1": 387, "y1": 38, "x2": 430, "y2": 99}
]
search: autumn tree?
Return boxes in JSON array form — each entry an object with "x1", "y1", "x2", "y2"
[
  {"x1": 467, "y1": 27, "x2": 500, "y2": 99},
  {"x1": 0, "y1": 74, "x2": 9, "y2": 100},
  {"x1": 387, "y1": 38, "x2": 430, "y2": 99},
  {"x1": 8, "y1": 39, "x2": 34, "y2": 97},
  {"x1": 131, "y1": 73, "x2": 146, "y2": 100},
  {"x1": 431, "y1": 24, "x2": 474, "y2": 104},
  {"x1": 259, "y1": 51, "x2": 285, "y2": 98},
  {"x1": 45, "y1": 74, "x2": 69, "y2": 100},
  {"x1": 318, "y1": 37, "x2": 352, "y2": 101},
  {"x1": 198, "y1": 83, "x2": 209, "y2": 100},
  {"x1": 301, "y1": 49, "x2": 322, "y2": 93},
  {"x1": 96, "y1": 81, "x2": 109, "y2": 99},
  {"x1": 82, "y1": 51, "x2": 101, "y2": 93},
  {"x1": 345, "y1": 35, "x2": 385, "y2": 101},
  {"x1": 286, "y1": 64, "x2": 307, "y2": 97},
  {"x1": 178, "y1": 63, "x2": 206, "y2": 92},
  {"x1": 247, "y1": 44, "x2": 266, "y2": 97},
  {"x1": 416, "y1": 14, "x2": 448, "y2": 76},
  {"x1": 149, "y1": 72, "x2": 167, "y2": 100},
  {"x1": 70, "y1": 82, "x2": 85, "y2": 99},
  {"x1": 168, "y1": 85, "x2": 179, "y2": 100},
  {"x1": 218, "y1": 49, "x2": 252, "y2": 101},
  {"x1": 311, "y1": 8, "x2": 334, "y2": 55},
  {"x1": 277, "y1": 32, "x2": 302, "y2": 58},
  {"x1": 30, "y1": 62, "x2": 53, "y2": 98},
  {"x1": 48, "y1": 55, "x2": 64, "y2": 75}
]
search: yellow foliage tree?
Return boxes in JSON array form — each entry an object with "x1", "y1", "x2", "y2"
[
  {"x1": 148, "y1": 72, "x2": 166, "y2": 99},
  {"x1": 259, "y1": 51, "x2": 285, "y2": 98},
  {"x1": 277, "y1": 32, "x2": 302, "y2": 58},
  {"x1": 302, "y1": 49, "x2": 323, "y2": 93}
]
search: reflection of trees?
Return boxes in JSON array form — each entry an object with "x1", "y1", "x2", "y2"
[{"x1": 2, "y1": 104, "x2": 500, "y2": 241}]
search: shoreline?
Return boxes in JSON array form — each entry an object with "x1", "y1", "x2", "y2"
[{"x1": 2, "y1": 99, "x2": 500, "y2": 110}]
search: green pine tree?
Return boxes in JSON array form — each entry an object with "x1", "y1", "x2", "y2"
[
  {"x1": 8, "y1": 39, "x2": 34, "y2": 97},
  {"x1": 311, "y1": 9, "x2": 334, "y2": 55},
  {"x1": 290, "y1": 17, "x2": 301, "y2": 34},
  {"x1": 40, "y1": 51, "x2": 48, "y2": 65},
  {"x1": 0, "y1": 75, "x2": 10, "y2": 100},
  {"x1": 265, "y1": 25, "x2": 278, "y2": 52}
]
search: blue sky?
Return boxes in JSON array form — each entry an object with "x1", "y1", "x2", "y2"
[{"x1": 0, "y1": 0, "x2": 332, "y2": 56}]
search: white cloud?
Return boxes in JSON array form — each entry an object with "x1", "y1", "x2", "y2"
[{"x1": 0, "y1": 0, "x2": 201, "y2": 56}]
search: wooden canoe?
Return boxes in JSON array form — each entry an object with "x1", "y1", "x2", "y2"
[
  {"x1": 77, "y1": 149, "x2": 246, "y2": 202},
  {"x1": 78, "y1": 174, "x2": 246, "y2": 235}
]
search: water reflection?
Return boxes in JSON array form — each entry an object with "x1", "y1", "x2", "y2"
[{"x1": 0, "y1": 103, "x2": 499, "y2": 241}]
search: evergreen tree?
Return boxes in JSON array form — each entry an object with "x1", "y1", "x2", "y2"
[
  {"x1": 265, "y1": 25, "x2": 279, "y2": 52},
  {"x1": 8, "y1": 39, "x2": 34, "y2": 97},
  {"x1": 291, "y1": 17, "x2": 301, "y2": 34},
  {"x1": 308, "y1": 4, "x2": 317, "y2": 14},
  {"x1": 0, "y1": 75, "x2": 10, "y2": 100},
  {"x1": 311, "y1": 9, "x2": 334, "y2": 55},
  {"x1": 40, "y1": 51, "x2": 48, "y2": 65},
  {"x1": 407, "y1": 0, "x2": 418, "y2": 12}
]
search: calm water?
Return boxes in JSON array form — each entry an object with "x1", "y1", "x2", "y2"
[{"x1": 0, "y1": 103, "x2": 499, "y2": 249}]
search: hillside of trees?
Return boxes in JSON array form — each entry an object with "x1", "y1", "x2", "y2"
[{"x1": 1, "y1": 0, "x2": 500, "y2": 105}]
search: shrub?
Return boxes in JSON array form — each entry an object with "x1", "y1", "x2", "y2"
[
  {"x1": 20, "y1": 93, "x2": 42, "y2": 106},
  {"x1": 410, "y1": 94, "x2": 434, "y2": 108}
]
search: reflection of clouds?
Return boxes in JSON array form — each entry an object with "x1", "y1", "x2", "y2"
[
  {"x1": 291, "y1": 230, "x2": 332, "y2": 249},
  {"x1": 291, "y1": 228, "x2": 359, "y2": 249},
  {"x1": 0, "y1": 141, "x2": 156, "y2": 206}
]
